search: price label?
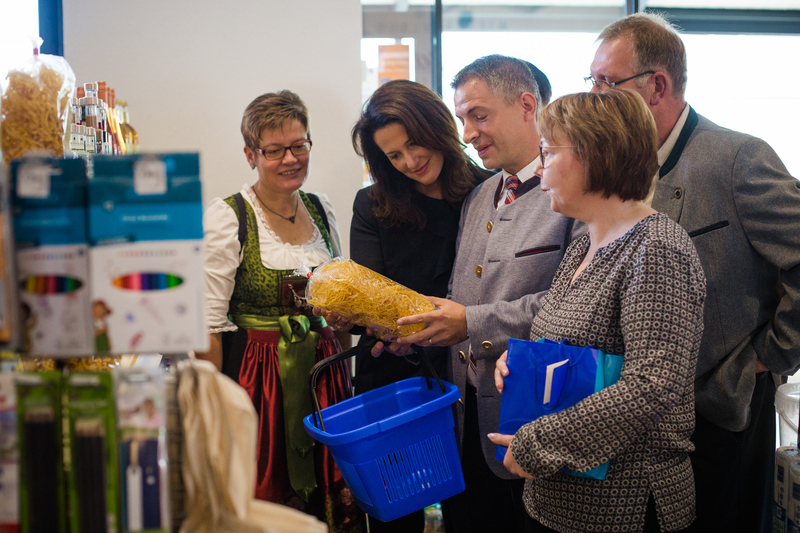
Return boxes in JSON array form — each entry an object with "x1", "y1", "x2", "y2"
[
  {"x1": 134, "y1": 159, "x2": 167, "y2": 195},
  {"x1": 17, "y1": 162, "x2": 52, "y2": 198}
]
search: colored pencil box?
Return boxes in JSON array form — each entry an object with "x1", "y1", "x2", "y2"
[
  {"x1": 88, "y1": 154, "x2": 208, "y2": 355},
  {"x1": 11, "y1": 157, "x2": 93, "y2": 356}
]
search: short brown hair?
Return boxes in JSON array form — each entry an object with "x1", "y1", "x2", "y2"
[
  {"x1": 538, "y1": 90, "x2": 658, "y2": 202},
  {"x1": 352, "y1": 80, "x2": 482, "y2": 228},
  {"x1": 240, "y1": 90, "x2": 309, "y2": 151},
  {"x1": 598, "y1": 12, "x2": 687, "y2": 98}
]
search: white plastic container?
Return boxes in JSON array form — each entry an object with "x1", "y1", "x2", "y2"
[{"x1": 776, "y1": 383, "x2": 800, "y2": 448}]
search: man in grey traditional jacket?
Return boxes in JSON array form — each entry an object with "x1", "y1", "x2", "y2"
[{"x1": 385, "y1": 55, "x2": 582, "y2": 532}]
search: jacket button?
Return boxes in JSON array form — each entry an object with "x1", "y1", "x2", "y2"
[
  {"x1": 487, "y1": 221, "x2": 493, "y2": 232},
  {"x1": 475, "y1": 265, "x2": 483, "y2": 277},
  {"x1": 458, "y1": 350, "x2": 466, "y2": 361},
  {"x1": 674, "y1": 188, "x2": 682, "y2": 199},
  {"x1": 482, "y1": 341, "x2": 493, "y2": 351}
]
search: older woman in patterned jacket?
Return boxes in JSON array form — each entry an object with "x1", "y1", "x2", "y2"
[{"x1": 491, "y1": 89, "x2": 706, "y2": 533}]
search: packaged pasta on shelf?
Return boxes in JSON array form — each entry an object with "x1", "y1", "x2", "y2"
[
  {"x1": 300, "y1": 257, "x2": 434, "y2": 340},
  {"x1": 0, "y1": 38, "x2": 76, "y2": 166}
]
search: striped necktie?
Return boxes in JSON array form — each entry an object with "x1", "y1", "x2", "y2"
[{"x1": 504, "y1": 175, "x2": 520, "y2": 205}]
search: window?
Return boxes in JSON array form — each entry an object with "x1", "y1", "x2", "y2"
[
  {"x1": 0, "y1": 0, "x2": 40, "y2": 77},
  {"x1": 682, "y1": 32, "x2": 800, "y2": 177},
  {"x1": 361, "y1": 37, "x2": 417, "y2": 104},
  {"x1": 362, "y1": 1, "x2": 800, "y2": 176}
]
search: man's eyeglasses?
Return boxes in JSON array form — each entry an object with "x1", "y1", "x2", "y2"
[
  {"x1": 539, "y1": 145, "x2": 574, "y2": 168},
  {"x1": 256, "y1": 140, "x2": 313, "y2": 161},
  {"x1": 584, "y1": 71, "x2": 655, "y2": 90}
]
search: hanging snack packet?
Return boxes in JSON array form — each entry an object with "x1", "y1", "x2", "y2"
[
  {"x1": 300, "y1": 258, "x2": 434, "y2": 340},
  {"x1": 0, "y1": 38, "x2": 76, "y2": 165}
]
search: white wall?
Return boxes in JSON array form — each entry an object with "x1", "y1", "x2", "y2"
[{"x1": 62, "y1": 0, "x2": 364, "y2": 254}]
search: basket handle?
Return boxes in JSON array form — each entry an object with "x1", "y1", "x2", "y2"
[{"x1": 308, "y1": 339, "x2": 446, "y2": 432}]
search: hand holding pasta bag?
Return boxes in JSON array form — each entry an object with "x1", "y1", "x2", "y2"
[
  {"x1": 0, "y1": 37, "x2": 76, "y2": 165},
  {"x1": 298, "y1": 257, "x2": 435, "y2": 341}
]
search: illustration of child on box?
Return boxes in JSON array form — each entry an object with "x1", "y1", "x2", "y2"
[{"x1": 93, "y1": 299, "x2": 113, "y2": 354}]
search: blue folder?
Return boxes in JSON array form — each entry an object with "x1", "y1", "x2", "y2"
[{"x1": 495, "y1": 338, "x2": 624, "y2": 480}]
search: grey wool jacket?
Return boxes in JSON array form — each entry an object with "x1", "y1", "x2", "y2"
[
  {"x1": 652, "y1": 106, "x2": 800, "y2": 432},
  {"x1": 448, "y1": 171, "x2": 584, "y2": 479}
]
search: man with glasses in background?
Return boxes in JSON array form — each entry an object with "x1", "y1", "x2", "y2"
[{"x1": 589, "y1": 12, "x2": 800, "y2": 532}]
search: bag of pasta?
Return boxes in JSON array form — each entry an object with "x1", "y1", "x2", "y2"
[
  {"x1": 300, "y1": 258, "x2": 434, "y2": 340},
  {"x1": 0, "y1": 38, "x2": 76, "y2": 165}
]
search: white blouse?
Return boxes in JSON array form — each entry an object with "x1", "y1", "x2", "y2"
[{"x1": 204, "y1": 184, "x2": 343, "y2": 333}]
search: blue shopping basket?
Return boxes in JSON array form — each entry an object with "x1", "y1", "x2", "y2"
[{"x1": 304, "y1": 341, "x2": 465, "y2": 522}]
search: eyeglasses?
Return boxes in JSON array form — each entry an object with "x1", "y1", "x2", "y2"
[
  {"x1": 539, "y1": 145, "x2": 574, "y2": 168},
  {"x1": 256, "y1": 140, "x2": 313, "y2": 161},
  {"x1": 584, "y1": 71, "x2": 655, "y2": 90}
]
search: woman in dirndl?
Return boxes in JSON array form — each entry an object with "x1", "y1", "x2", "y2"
[{"x1": 200, "y1": 90, "x2": 362, "y2": 532}]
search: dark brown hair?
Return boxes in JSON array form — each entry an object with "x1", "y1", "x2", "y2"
[
  {"x1": 352, "y1": 80, "x2": 482, "y2": 228},
  {"x1": 538, "y1": 90, "x2": 658, "y2": 202}
]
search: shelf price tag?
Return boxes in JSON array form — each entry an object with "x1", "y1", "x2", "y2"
[
  {"x1": 134, "y1": 159, "x2": 167, "y2": 195},
  {"x1": 17, "y1": 162, "x2": 53, "y2": 198}
]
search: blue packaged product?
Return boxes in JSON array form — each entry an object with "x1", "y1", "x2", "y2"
[
  {"x1": 88, "y1": 154, "x2": 208, "y2": 354},
  {"x1": 115, "y1": 367, "x2": 169, "y2": 532},
  {"x1": 11, "y1": 157, "x2": 93, "y2": 356}
]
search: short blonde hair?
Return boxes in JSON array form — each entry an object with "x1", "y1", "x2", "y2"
[
  {"x1": 240, "y1": 90, "x2": 309, "y2": 151},
  {"x1": 538, "y1": 90, "x2": 658, "y2": 202}
]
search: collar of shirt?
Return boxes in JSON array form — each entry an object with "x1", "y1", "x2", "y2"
[
  {"x1": 644, "y1": 104, "x2": 690, "y2": 207},
  {"x1": 496, "y1": 159, "x2": 540, "y2": 209}
]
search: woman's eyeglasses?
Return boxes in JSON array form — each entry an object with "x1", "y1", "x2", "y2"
[
  {"x1": 539, "y1": 145, "x2": 574, "y2": 168},
  {"x1": 256, "y1": 140, "x2": 313, "y2": 161}
]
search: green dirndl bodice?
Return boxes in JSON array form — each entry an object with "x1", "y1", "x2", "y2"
[
  {"x1": 225, "y1": 190, "x2": 332, "y2": 318},
  {"x1": 218, "y1": 191, "x2": 360, "y2": 533}
]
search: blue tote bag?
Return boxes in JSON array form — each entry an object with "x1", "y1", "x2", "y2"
[{"x1": 495, "y1": 338, "x2": 624, "y2": 480}]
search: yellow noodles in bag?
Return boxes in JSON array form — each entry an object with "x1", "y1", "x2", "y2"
[
  {"x1": 64, "y1": 356, "x2": 121, "y2": 371},
  {"x1": 19, "y1": 356, "x2": 121, "y2": 372},
  {"x1": 305, "y1": 259, "x2": 434, "y2": 340},
  {"x1": 1, "y1": 64, "x2": 69, "y2": 165}
]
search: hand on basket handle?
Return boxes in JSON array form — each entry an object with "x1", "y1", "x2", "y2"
[{"x1": 365, "y1": 327, "x2": 415, "y2": 358}]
